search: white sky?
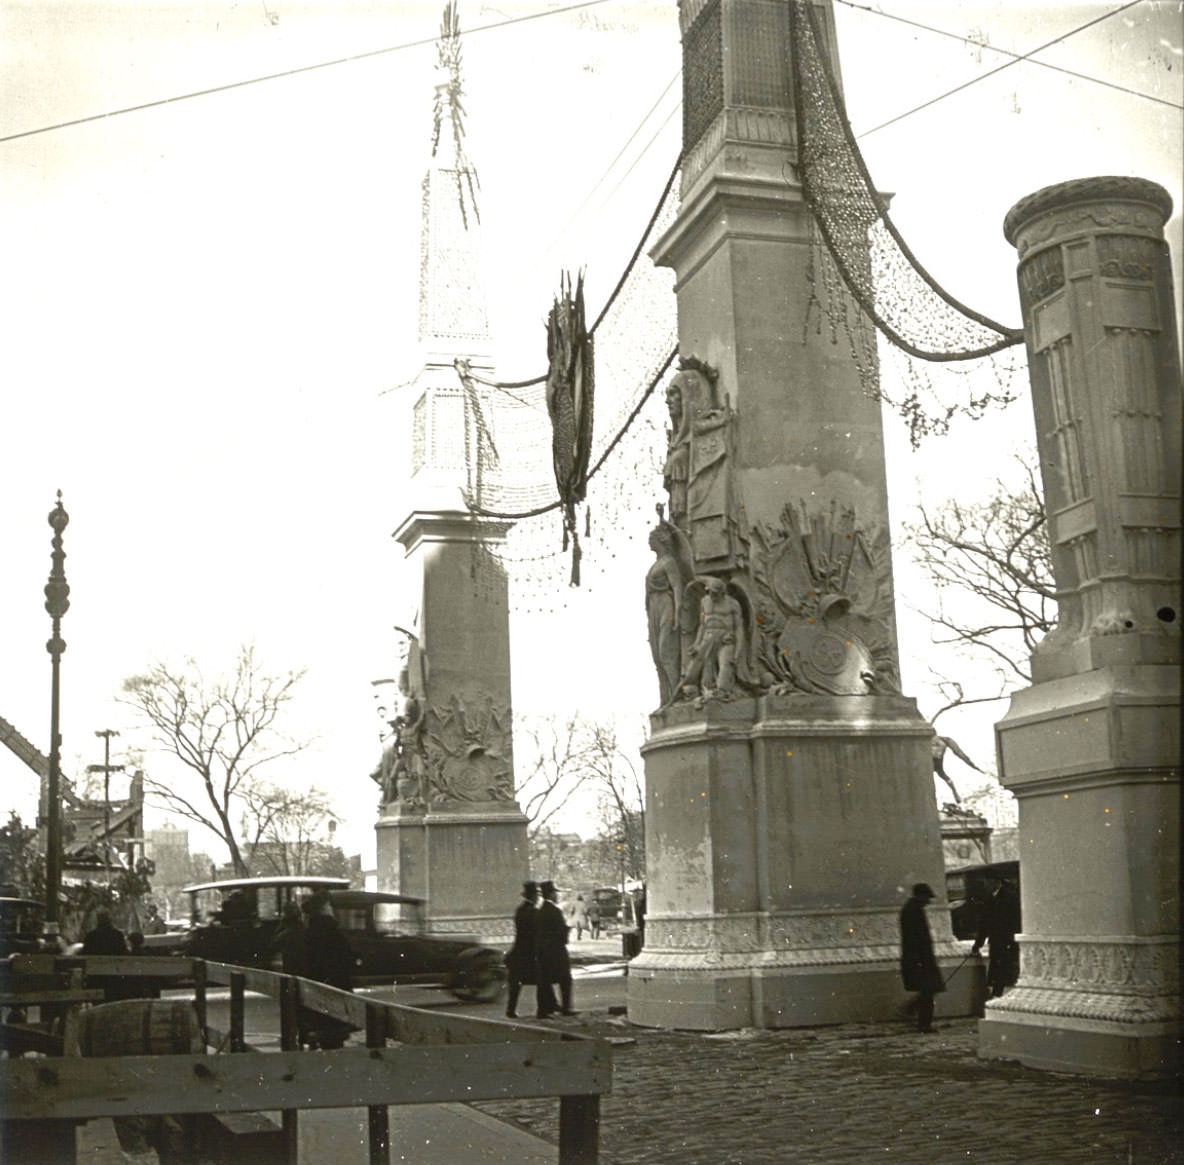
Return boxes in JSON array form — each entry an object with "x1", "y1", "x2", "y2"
[{"x1": 2, "y1": 1, "x2": 1181, "y2": 865}]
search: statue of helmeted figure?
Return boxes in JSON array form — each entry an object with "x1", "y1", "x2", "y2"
[
  {"x1": 645, "y1": 509, "x2": 695, "y2": 706},
  {"x1": 662, "y1": 357, "x2": 741, "y2": 572}
]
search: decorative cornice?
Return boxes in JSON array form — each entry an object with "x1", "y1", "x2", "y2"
[{"x1": 1004, "y1": 176, "x2": 1173, "y2": 246}]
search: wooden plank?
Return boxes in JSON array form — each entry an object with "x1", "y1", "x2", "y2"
[
  {"x1": 366, "y1": 1003, "x2": 389, "y2": 1165},
  {"x1": 2, "y1": 1039, "x2": 612, "y2": 1119},
  {"x1": 0, "y1": 989, "x2": 104, "y2": 1005},
  {"x1": 295, "y1": 979, "x2": 369, "y2": 1028},
  {"x1": 74, "y1": 956, "x2": 196, "y2": 980},
  {"x1": 381, "y1": 1002, "x2": 567, "y2": 1046}
]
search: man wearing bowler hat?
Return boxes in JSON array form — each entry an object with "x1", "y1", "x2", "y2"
[{"x1": 899, "y1": 882, "x2": 945, "y2": 1033}]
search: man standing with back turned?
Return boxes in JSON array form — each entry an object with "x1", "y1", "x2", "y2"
[{"x1": 899, "y1": 882, "x2": 944, "y2": 1033}]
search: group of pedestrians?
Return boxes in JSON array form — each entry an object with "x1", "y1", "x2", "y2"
[
  {"x1": 565, "y1": 893, "x2": 602, "y2": 940},
  {"x1": 504, "y1": 879, "x2": 579, "y2": 1020},
  {"x1": 899, "y1": 875, "x2": 1019, "y2": 1033}
]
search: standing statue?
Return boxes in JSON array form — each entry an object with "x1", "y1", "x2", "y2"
[
  {"x1": 645, "y1": 512, "x2": 695, "y2": 706},
  {"x1": 662, "y1": 357, "x2": 740, "y2": 572},
  {"x1": 677, "y1": 576, "x2": 749, "y2": 703},
  {"x1": 930, "y1": 732, "x2": 984, "y2": 805}
]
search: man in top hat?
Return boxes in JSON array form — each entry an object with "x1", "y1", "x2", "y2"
[
  {"x1": 504, "y1": 881, "x2": 539, "y2": 1019},
  {"x1": 535, "y1": 880, "x2": 575, "y2": 1018},
  {"x1": 899, "y1": 882, "x2": 944, "y2": 1033}
]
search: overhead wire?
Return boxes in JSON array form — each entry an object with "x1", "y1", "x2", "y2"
[
  {"x1": 0, "y1": 0, "x2": 623, "y2": 145},
  {"x1": 853, "y1": 0, "x2": 1152, "y2": 138},
  {"x1": 835, "y1": 0, "x2": 1183, "y2": 113}
]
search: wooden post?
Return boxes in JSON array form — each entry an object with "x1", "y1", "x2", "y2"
[
  {"x1": 558, "y1": 1094, "x2": 599, "y2": 1165},
  {"x1": 279, "y1": 975, "x2": 300, "y2": 1164},
  {"x1": 366, "y1": 1002, "x2": 389, "y2": 1165},
  {"x1": 192, "y1": 960, "x2": 208, "y2": 1045},
  {"x1": 229, "y1": 971, "x2": 245, "y2": 1053}
]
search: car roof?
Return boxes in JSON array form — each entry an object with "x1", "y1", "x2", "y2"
[
  {"x1": 329, "y1": 890, "x2": 426, "y2": 908},
  {"x1": 181, "y1": 875, "x2": 351, "y2": 894},
  {"x1": 946, "y1": 860, "x2": 1019, "y2": 878},
  {"x1": 0, "y1": 897, "x2": 41, "y2": 909}
]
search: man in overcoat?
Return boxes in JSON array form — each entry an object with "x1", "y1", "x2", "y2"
[
  {"x1": 899, "y1": 882, "x2": 944, "y2": 1033},
  {"x1": 535, "y1": 881, "x2": 575, "y2": 1018},
  {"x1": 504, "y1": 881, "x2": 538, "y2": 1019}
]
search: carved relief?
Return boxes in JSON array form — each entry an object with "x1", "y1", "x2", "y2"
[
  {"x1": 422, "y1": 691, "x2": 514, "y2": 805},
  {"x1": 749, "y1": 502, "x2": 900, "y2": 695},
  {"x1": 662, "y1": 356, "x2": 744, "y2": 573},
  {"x1": 1096, "y1": 234, "x2": 1159, "y2": 281},
  {"x1": 1018, "y1": 246, "x2": 1065, "y2": 307}
]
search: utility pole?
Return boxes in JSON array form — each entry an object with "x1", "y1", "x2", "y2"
[
  {"x1": 42, "y1": 493, "x2": 70, "y2": 949},
  {"x1": 87, "y1": 729, "x2": 124, "y2": 889}
]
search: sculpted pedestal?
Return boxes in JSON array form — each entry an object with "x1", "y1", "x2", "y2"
[{"x1": 627, "y1": 695, "x2": 982, "y2": 1030}]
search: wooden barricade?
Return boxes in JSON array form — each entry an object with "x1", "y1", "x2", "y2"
[{"x1": 1, "y1": 953, "x2": 610, "y2": 1164}]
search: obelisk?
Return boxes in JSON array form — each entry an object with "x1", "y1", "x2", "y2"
[
  {"x1": 374, "y1": 22, "x2": 528, "y2": 939},
  {"x1": 628, "y1": 0, "x2": 976, "y2": 1029},
  {"x1": 981, "y1": 177, "x2": 1181, "y2": 1078}
]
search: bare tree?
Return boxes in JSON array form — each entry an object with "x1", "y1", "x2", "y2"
[
  {"x1": 120, "y1": 645, "x2": 308, "y2": 877},
  {"x1": 239, "y1": 783, "x2": 337, "y2": 876},
  {"x1": 585, "y1": 723, "x2": 646, "y2": 885},
  {"x1": 514, "y1": 713, "x2": 598, "y2": 837},
  {"x1": 904, "y1": 453, "x2": 1054, "y2": 686}
]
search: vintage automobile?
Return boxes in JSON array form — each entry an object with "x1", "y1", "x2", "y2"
[
  {"x1": 172, "y1": 876, "x2": 505, "y2": 1002},
  {"x1": 946, "y1": 860, "x2": 1021, "y2": 941}
]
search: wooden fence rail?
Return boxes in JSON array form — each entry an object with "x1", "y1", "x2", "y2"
[{"x1": 1, "y1": 954, "x2": 610, "y2": 1164}]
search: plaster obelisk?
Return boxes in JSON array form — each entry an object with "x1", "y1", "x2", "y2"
[
  {"x1": 374, "y1": 19, "x2": 528, "y2": 938},
  {"x1": 628, "y1": 0, "x2": 976, "y2": 1029}
]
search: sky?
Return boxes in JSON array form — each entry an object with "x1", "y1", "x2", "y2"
[{"x1": 2, "y1": 1, "x2": 1181, "y2": 867}]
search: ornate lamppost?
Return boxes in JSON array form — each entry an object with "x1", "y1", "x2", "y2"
[{"x1": 43, "y1": 492, "x2": 70, "y2": 949}]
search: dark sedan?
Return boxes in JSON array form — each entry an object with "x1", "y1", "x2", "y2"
[{"x1": 173, "y1": 877, "x2": 504, "y2": 1002}]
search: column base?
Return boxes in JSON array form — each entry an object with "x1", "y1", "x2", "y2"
[
  {"x1": 979, "y1": 1003, "x2": 1180, "y2": 1080},
  {"x1": 627, "y1": 938, "x2": 983, "y2": 1030}
]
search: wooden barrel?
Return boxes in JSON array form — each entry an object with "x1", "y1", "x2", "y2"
[{"x1": 77, "y1": 999, "x2": 202, "y2": 1058}]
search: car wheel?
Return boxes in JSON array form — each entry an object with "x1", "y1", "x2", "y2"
[{"x1": 452, "y1": 951, "x2": 505, "y2": 1002}]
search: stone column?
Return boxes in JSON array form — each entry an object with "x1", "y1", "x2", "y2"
[
  {"x1": 981, "y1": 177, "x2": 1181, "y2": 1078},
  {"x1": 627, "y1": 0, "x2": 977, "y2": 1029},
  {"x1": 375, "y1": 501, "x2": 529, "y2": 942}
]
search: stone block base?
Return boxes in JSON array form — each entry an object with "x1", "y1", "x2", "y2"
[
  {"x1": 627, "y1": 950, "x2": 983, "y2": 1031},
  {"x1": 375, "y1": 803, "x2": 528, "y2": 942},
  {"x1": 978, "y1": 1008, "x2": 1180, "y2": 1080}
]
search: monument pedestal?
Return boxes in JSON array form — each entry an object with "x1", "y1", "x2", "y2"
[
  {"x1": 376, "y1": 800, "x2": 528, "y2": 942},
  {"x1": 627, "y1": 695, "x2": 981, "y2": 1030},
  {"x1": 980, "y1": 663, "x2": 1180, "y2": 1078}
]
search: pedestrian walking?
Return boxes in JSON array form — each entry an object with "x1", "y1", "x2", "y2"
[
  {"x1": 972, "y1": 875, "x2": 1021, "y2": 998},
  {"x1": 587, "y1": 898, "x2": 601, "y2": 939},
  {"x1": 270, "y1": 902, "x2": 308, "y2": 976},
  {"x1": 504, "y1": 880, "x2": 539, "y2": 1019},
  {"x1": 535, "y1": 881, "x2": 575, "y2": 1018},
  {"x1": 300, "y1": 893, "x2": 356, "y2": 1049},
  {"x1": 899, "y1": 882, "x2": 944, "y2": 1033},
  {"x1": 572, "y1": 894, "x2": 590, "y2": 941}
]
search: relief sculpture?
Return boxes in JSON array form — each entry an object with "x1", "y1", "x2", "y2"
[
  {"x1": 662, "y1": 356, "x2": 743, "y2": 573},
  {"x1": 422, "y1": 691, "x2": 514, "y2": 805},
  {"x1": 749, "y1": 501, "x2": 900, "y2": 696}
]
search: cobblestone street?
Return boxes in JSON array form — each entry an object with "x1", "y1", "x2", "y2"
[{"x1": 477, "y1": 1014, "x2": 1182, "y2": 1164}]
